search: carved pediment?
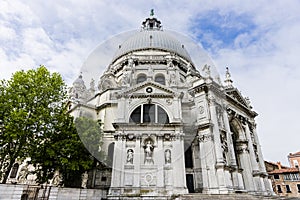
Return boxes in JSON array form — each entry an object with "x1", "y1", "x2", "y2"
[
  {"x1": 121, "y1": 81, "x2": 175, "y2": 98},
  {"x1": 225, "y1": 88, "x2": 250, "y2": 108}
]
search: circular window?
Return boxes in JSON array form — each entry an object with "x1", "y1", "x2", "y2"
[{"x1": 146, "y1": 87, "x2": 153, "y2": 93}]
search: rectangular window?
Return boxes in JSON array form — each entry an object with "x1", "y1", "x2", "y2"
[
  {"x1": 277, "y1": 185, "x2": 282, "y2": 193},
  {"x1": 286, "y1": 185, "x2": 291, "y2": 193},
  {"x1": 297, "y1": 184, "x2": 300, "y2": 193},
  {"x1": 143, "y1": 104, "x2": 155, "y2": 123},
  {"x1": 274, "y1": 174, "x2": 280, "y2": 179},
  {"x1": 101, "y1": 176, "x2": 107, "y2": 182}
]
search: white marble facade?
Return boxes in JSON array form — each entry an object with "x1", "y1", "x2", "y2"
[{"x1": 68, "y1": 15, "x2": 273, "y2": 198}]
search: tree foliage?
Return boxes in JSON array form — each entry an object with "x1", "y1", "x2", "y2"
[{"x1": 0, "y1": 66, "x2": 98, "y2": 185}]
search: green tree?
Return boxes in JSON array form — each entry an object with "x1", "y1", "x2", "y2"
[{"x1": 0, "y1": 66, "x2": 97, "y2": 185}]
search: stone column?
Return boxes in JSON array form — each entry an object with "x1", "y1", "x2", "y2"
[
  {"x1": 133, "y1": 136, "x2": 141, "y2": 188},
  {"x1": 252, "y1": 123, "x2": 274, "y2": 195},
  {"x1": 198, "y1": 131, "x2": 219, "y2": 194},
  {"x1": 243, "y1": 122, "x2": 260, "y2": 192},
  {"x1": 207, "y1": 96, "x2": 224, "y2": 164},
  {"x1": 157, "y1": 135, "x2": 164, "y2": 187},
  {"x1": 207, "y1": 95, "x2": 227, "y2": 193},
  {"x1": 236, "y1": 141, "x2": 256, "y2": 193},
  {"x1": 172, "y1": 134, "x2": 186, "y2": 191},
  {"x1": 222, "y1": 109, "x2": 242, "y2": 190},
  {"x1": 110, "y1": 135, "x2": 125, "y2": 195}
]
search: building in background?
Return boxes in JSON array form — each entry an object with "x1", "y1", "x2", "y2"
[{"x1": 266, "y1": 152, "x2": 300, "y2": 198}]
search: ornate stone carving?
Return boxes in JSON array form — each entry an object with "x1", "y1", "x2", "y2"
[
  {"x1": 17, "y1": 164, "x2": 29, "y2": 184},
  {"x1": 126, "y1": 149, "x2": 134, "y2": 164},
  {"x1": 202, "y1": 64, "x2": 211, "y2": 77},
  {"x1": 220, "y1": 132, "x2": 228, "y2": 164},
  {"x1": 198, "y1": 134, "x2": 214, "y2": 143},
  {"x1": 236, "y1": 144, "x2": 249, "y2": 154},
  {"x1": 81, "y1": 172, "x2": 88, "y2": 188},
  {"x1": 199, "y1": 106, "x2": 204, "y2": 114},
  {"x1": 165, "y1": 149, "x2": 171, "y2": 164},
  {"x1": 144, "y1": 139, "x2": 154, "y2": 164},
  {"x1": 216, "y1": 104, "x2": 225, "y2": 128}
]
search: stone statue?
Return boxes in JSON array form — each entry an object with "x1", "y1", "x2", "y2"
[
  {"x1": 216, "y1": 105, "x2": 224, "y2": 128},
  {"x1": 126, "y1": 149, "x2": 134, "y2": 164},
  {"x1": 221, "y1": 133, "x2": 228, "y2": 164},
  {"x1": 144, "y1": 140, "x2": 154, "y2": 164},
  {"x1": 122, "y1": 72, "x2": 130, "y2": 86},
  {"x1": 52, "y1": 172, "x2": 62, "y2": 186},
  {"x1": 186, "y1": 63, "x2": 192, "y2": 75},
  {"x1": 169, "y1": 71, "x2": 177, "y2": 86},
  {"x1": 165, "y1": 149, "x2": 171, "y2": 164},
  {"x1": 90, "y1": 79, "x2": 95, "y2": 90},
  {"x1": 17, "y1": 164, "x2": 29, "y2": 184},
  {"x1": 202, "y1": 64, "x2": 211, "y2": 77},
  {"x1": 81, "y1": 172, "x2": 88, "y2": 188}
]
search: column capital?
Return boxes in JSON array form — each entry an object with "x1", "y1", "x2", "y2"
[{"x1": 197, "y1": 134, "x2": 214, "y2": 143}]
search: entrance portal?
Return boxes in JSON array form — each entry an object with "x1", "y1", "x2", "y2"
[{"x1": 186, "y1": 174, "x2": 195, "y2": 193}]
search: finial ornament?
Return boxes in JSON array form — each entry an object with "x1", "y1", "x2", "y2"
[
  {"x1": 224, "y1": 67, "x2": 233, "y2": 88},
  {"x1": 150, "y1": 9, "x2": 154, "y2": 17}
]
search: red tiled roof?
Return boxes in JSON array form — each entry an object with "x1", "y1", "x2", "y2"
[
  {"x1": 269, "y1": 168, "x2": 299, "y2": 174},
  {"x1": 264, "y1": 160, "x2": 289, "y2": 169}
]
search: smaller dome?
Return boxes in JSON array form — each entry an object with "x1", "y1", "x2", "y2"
[{"x1": 73, "y1": 74, "x2": 85, "y2": 87}]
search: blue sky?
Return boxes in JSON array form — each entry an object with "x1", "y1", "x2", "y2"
[{"x1": 1, "y1": 0, "x2": 300, "y2": 165}]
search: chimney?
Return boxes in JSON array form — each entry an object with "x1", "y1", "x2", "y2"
[{"x1": 277, "y1": 162, "x2": 282, "y2": 169}]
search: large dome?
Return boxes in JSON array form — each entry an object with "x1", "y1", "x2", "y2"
[{"x1": 112, "y1": 30, "x2": 192, "y2": 63}]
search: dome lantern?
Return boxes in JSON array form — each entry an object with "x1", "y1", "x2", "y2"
[{"x1": 141, "y1": 9, "x2": 162, "y2": 31}]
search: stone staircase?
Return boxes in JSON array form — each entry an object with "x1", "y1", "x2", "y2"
[{"x1": 178, "y1": 193, "x2": 298, "y2": 200}]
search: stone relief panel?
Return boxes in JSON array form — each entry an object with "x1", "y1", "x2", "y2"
[
  {"x1": 165, "y1": 149, "x2": 171, "y2": 164},
  {"x1": 197, "y1": 100, "x2": 208, "y2": 121},
  {"x1": 141, "y1": 172, "x2": 157, "y2": 186}
]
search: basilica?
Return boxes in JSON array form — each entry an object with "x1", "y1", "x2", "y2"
[{"x1": 68, "y1": 14, "x2": 273, "y2": 199}]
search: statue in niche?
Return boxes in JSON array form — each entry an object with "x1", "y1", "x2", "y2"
[
  {"x1": 216, "y1": 105, "x2": 224, "y2": 128},
  {"x1": 165, "y1": 149, "x2": 171, "y2": 164},
  {"x1": 144, "y1": 140, "x2": 154, "y2": 164},
  {"x1": 220, "y1": 133, "x2": 228, "y2": 164},
  {"x1": 148, "y1": 65, "x2": 153, "y2": 81},
  {"x1": 169, "y1": 71, "x2": 177, "y2": 86},
  {"x1": 126, "y1": 149, "x2": 134, "y2": 164}
]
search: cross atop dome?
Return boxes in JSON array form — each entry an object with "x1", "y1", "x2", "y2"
[{"x1": 142, "y1": 9, "x2": 162, "y2": 31}]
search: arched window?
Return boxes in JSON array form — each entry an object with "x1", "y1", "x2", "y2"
[
  {"x1": 137, "y1": 74, "x2": 147, "y2": 84},
  {"x1": 129, "y1": 104, "x2": 169, "y2": 124},
  {"x1": 107, "y1": 142, "x2": 115, "y2": 167},
  {"x1": 10, "y1": 163, "x2": 19, "y2": 178},
  {"x1": 155, "y1": 74, "x2": 165, "y2": 85}
]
